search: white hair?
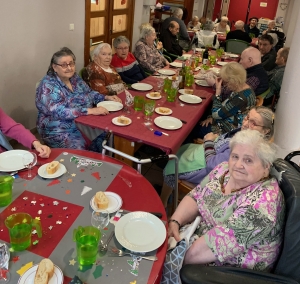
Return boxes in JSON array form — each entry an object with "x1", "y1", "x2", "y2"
[
  {"x1": 173, "y1": 8, "x2": 183, "y2": 17},
  {"x1": 92, "y1": 43, "x2": 111, "y2": 60}
]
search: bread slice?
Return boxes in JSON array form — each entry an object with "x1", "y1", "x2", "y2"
[
  {"x1": 34, "y1": 258, "x2": 54, "y2": 284},
  {"x1": 159, "y1": 107, "x2": 170, "y2": 114},
  {"x1": 185, "y1": 89, "x2": 193, "y2": 95},
  {"x1": 46, "y1": 161, "x2": 59, "y2": 175},
  {"x1": 95, "y1": 191, "x2": 109, "y2": 209},
  {"x1": 117, "y1": 116, "x2": 129, "y2": 124},
  {"x1": 149, "y1": 91, "x2": 160, "y2": 97}
]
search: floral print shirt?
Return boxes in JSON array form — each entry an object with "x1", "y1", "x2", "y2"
[
  {"x1": 36, "y1": 73, "x2": 105, "y2": 149},
  {"x1": 188, "y1": 162, "x2": 285, "y2": 271}
]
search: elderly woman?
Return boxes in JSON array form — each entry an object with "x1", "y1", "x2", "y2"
[
  {"x1": 0, "y1": 108, "x2": 50, "y2": 158},
  {"x1": 163, "y1": 129, "x2": 284, "y2": 282},
  {"x1": 36, "y1": 47, "x2": 120, "y2": 150},
  {"x1": 161, "y1": 106, "x2": 275, "y2": 205},
  {"x1": 187, "y1": 16, "x2": 201, "y2": 30},
  {"x1": 85, "y1": 43, "x2": 125, "y2": 96},
  {"x1": 196, "y1": 20, "x2": 219, "y2": 49},
  {"x1": 214, "y1": 16, "x2": 230, "y2": 34},
  {"x1": 133, "y1": 25, "x2": 169, "y2": 74},
  {"x1": 110, "y1": 36, "x2": 146, "y2": 84}
]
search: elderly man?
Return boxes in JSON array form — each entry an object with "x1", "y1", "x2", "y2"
[
  {"x1": 161, "y1": 8, "x2": 190, "y2": 49},
  {"x1": 206, "y1": 47, "x2": 269, "y2": 98},
  {"x1": 258, "y1": 34, "x2": 277, "y2": 71},
  {"x1": 161, "y1": 21, "x2": 184, "y2": 59},
  {"x1": 244, "y1": 17, "x2": 260, "y2": 38},
  {"x1": 264, "y1": 47, "x2": 290, "y2": 107},
  {"x1": 226, "y1": 20, "x2": 252, "y2": 43},
  {"x1": 262, "y1": 20, "x2": 285, "y2": 51}
]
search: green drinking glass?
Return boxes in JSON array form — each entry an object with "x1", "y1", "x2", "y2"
[
  {"x1": 144, "y1": 99, "x2": 155, "y2": 121},
  {"x1": 167, "y1": 87, "x2": 178, "y2": 102},
  {"x1": 163, "y1": 78, "x2": 172, "y2": 93},
  {"x1": 133, "y1": 96, "x2": 144, "y2": 111},
  {"x1": 0, "y1": 176, "x2": 14, "y2": 207}
]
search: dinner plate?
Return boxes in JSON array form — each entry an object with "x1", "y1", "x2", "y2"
[
  {"x1": 178, "y1": 89, "x2": 194, "y2": 95},
  {"x1": 0, "y1": 150, "x2": 37, "y2": 172},
  {"x1": 96, "y1": 101, "x2": 123, "y2": 112},
  {"x1": 195, "y1": 80, "x2": 210, "y2": 87},
  {"x1": 112, "y1": 117, "x2": 132, "y2": 126},
  {"x1": 217, "y1": 61, "x2": 228, "y2": 66},
  {"x1": 155, "y1": 107, "x2": 172, "y2": 115},
  {"x1": 154, "y1": 116, "x2": 183, "y2": 130},
  {"x1": 157, "y1": 69, "x2": 176, "y2": 76},
  {"x1": 90, "y1": 192, "x2": 122, "y2": 213},
  {"x1": 146, "y1": 93, "x2": 162, "y2": 100},
  {"x1": 18, "y1": 264, "x2": 63, "y2": 284},
  {"x1": 179, "y1": 95, "x2": 202, "y2": 104},
  {"x1": 38, "y1": 163, "x2": 67, "y2": 179},
  {"x1": 115, "y1": 211, "x2": 166, "y2": 253},
  {"x1": 229, "y1": 54, "x2": 239, "y2": 58},
  {"x1": 131, "y1": 83, "x2": 153, "y2": 91},
  {"x1": 170, "y1": 62, "x2": 183, "y2": 68},
  {"x1": 195, "y1": 48, "x2": 204, "y2": 52}
]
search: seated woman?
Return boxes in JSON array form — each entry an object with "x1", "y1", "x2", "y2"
[
  {"x1": 133, "y1": 25, "x2": 169, "y2": 74},
  {"x1": 187, "y1": 16, "x2": 201, "y2": 30},
  {"x1": 196, "y1": 20, "x2": 220, "y2": 49},
  {"x1": 189, "y1": 62, "x2": 256, "y2": 141},
  {"x1": 214, "y1": 16, "x2": 230, "y2": 34},
  {"x1": 85, "y1": 43, "x2": 125, "y2": 96},
  {"x1": 164, "y1": 129, "x2": 284, "y2": 281},
  {"x1": 36, "y1": 47, "x2": 121, "y2": 150},
  {"x1": 161, "y1": 106, "x2": 275, "y2": 205},
  {"x1": 0, "y1": 108, "x2": 50, "y2": 158},
  {"x1": 111, "y1": 36, "x2": 147, "y2": 84}
]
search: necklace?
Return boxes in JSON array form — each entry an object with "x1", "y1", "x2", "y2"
[{"x1": 219, "y1": 170, "x2": 270, "y2": 194}]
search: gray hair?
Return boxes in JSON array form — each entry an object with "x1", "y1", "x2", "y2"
[
  {"x1": 203, "y1": 20, "x2": 215, "y2": 31},
  {"x1": 92, "y1": 43, "x2": 111, "y2": 60},
  {"x1": 173, "y1": 8, "x2": 183, "y2": 17},
  {"x1": 192, "y1": 16, "x2": 199, "y2": 21},
  {"x1": 140, "y1": 25, "x2": 155, "y2": 40},
  {"x1": 229, "y1": 129, "x2": 277, "y2": 168},
  {"x1": 251, "y1": 106, "x2": 275, "y2": 140},
  {"x1": 47, "y1": 47, "x2": 76, "y2": 76},
  {"x1": 113, "y1": 36, "x2": 130, "y2": 49}
]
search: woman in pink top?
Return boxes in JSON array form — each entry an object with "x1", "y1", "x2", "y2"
[{"x1": 0, "y1": 108, "x2": 50, "y2": 158}]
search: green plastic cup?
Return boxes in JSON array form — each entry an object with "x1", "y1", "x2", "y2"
[
  {"x1": 167, "y1": 87, "x2": 178, "y2": 102},
  {"x1": 163, "y1": 78, "x2": 172, "y2": 93},
  {"x1": 0, "y1": 176, "x2": 14, "y2": 207},
  {"x1": 133, "y1": 96, "x2": 144, "y2": 111}
]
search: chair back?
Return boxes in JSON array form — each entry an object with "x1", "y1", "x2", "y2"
[
  {"x1": 226, "y1": 39, "x2": 250, "y2": 54},
  {"x1": 272, "y1": 158, "x2": 300, "y2": 282}
]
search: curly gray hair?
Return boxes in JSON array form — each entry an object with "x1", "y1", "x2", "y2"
[
  {"x1": 113, "y1": 36, "x2": 130, "y2": 49},
  {"x1": 139, "y1": 25, "x2": 155, "y2": 40}
]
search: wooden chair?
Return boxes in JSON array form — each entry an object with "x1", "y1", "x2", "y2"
[{"x1": 226, "y1": 39, "x2": 250, "y2": 54}]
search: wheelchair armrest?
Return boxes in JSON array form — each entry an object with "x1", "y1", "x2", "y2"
[{"x1": 180, "y1": 265, "x2": 299, "y2": 284}]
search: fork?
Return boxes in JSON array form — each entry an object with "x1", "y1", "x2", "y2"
[{"x1": 109, "y1": 246, "x2": 157, "y2": 261}]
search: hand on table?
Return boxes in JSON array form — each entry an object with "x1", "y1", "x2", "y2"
[
  {"x1": 204, "y1": 132, "x2": 219, "y2": 141},
  {"x1": 200, "y1": 117, "x2": 213, "y2": 127},
  {"x1": 168, "y1": 221, "x2": 181, "y2": 242},
  {"x1": 88, "y1": 106, "x2": 109, "y2": 115},
  {"x1": 106, "y1": 95, "x2": 122, "y2": 103},
  {"x1": 32, "y1": 141, "x2": 51, "y2": 158}
]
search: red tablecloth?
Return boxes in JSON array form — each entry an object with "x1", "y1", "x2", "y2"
[{"x1": 75, "y1": 76, "x2": 213, "y2": 154}]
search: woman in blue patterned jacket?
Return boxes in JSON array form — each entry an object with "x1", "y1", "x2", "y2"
[{"x1": 36, "y1": 47, "x2": 121, "y2": 151}]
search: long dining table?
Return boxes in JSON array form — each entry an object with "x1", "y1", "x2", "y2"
[{"x1": 0, "y1": 149, "x2": 167, "y2": 284}]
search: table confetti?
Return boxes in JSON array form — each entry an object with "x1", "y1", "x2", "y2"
[
  {"x1": 53, "y1": 201, "x2": 59, "y2": 206},
  {"x1": 35, "y1": 217, "x2": 40, "y2": 220},
  {"x1": 63, "y1": 152, "x2": 69, "y2": 155},
  {"x1": 56, "y1": 220, "x2": 62, "y2": 225},
  {"x1": 60, "y1": 159, "x2": 65, "y2": 162},
  {"x1": 33, "y1": 240, "x2": 39, "y2": 245},
  {"x1": 63, "y1": 207, "x2": 68, "y2": 210},
  {"x1": 31, "y1": 201, "x2": 36, "y2": 205},
  {"x1": 67, "y1": 179, "x2": 73, "y2": 183},
  {"x1": 93, "y1": 265, "x2": 104, "y2": 279},
  {"x1": 38, "y1": 210, "x2": 42, "y2": 214},
  {"x1": 47, "y1": 179, "x2": 60, "y2": 186},
  {"x1": 49, "y1": 226, "x2": 53, "y2": 230},
  {"x1": 69, "y1": 259, "x2": 77, "y2": 266},
  {"x1": 11, "y1": 207, "x2": 16, "y2": 211},
  {"x1": 23, "y1": 197, "x2": 28, "y2": 200},
  {"x1": 17, "y1": 262, "x2": 33, "y2": 276},
  {"x1": 71, "y1": 173, "x2": 76, "y2": 177},
  {"x1": 65, "y1": 189, "x2": 71, "y2": 194},
  {"x1": 40, "y1": 203, "x2": 45, "y2": 207},
  {"x1": 12, "y1": 256, "x2": 20, "y2": 263},
  {"x1": 81, "y1": 186, "x2": 92, "y2": 196},
  {"x1": 91, "y1": 172, "x2": 100, "y2": 180},
  {"x1": 32, "y1": 230, "x2": 37, "y2": 235}
]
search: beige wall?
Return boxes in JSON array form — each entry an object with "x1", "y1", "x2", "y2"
[{"x1": 0, "y1": 0, "x2": 85, "y2": 129}]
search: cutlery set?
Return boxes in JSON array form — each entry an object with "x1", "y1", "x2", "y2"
[{"x1": 109, "y1": 246, "x2": 157, "y2": 261}]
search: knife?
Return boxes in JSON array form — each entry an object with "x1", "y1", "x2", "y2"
[{"x1": 121, "y1": 210, "x2": 162, "y2": 219}]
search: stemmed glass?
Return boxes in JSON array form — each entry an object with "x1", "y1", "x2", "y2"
[
  {"x1": 91, "y1": 210, "x2": 110, "y2": 250},
  {"x1": 156, "y1": 79, "x2": 164, "y2": 93},
  {"x1": 124, "y1": 92, "x2": 134, "y2": 114},
  {"x1": 144, "y1": 99, "x2": 156, "y2": 122},
  {"x1": 0, "y1": 243, "x2": 10, "y2": 283},
  {"x1": 22, "y1": 152, "x2": 37, "y2": 178}
]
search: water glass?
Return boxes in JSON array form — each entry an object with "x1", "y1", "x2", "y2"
[
  {"x1": 0, "y1": 176, "x2": 14, "y2": 207},
  {"x1": 185, "y1": 71, "x2": 194, "y2": 87},
  {"x1": 22, "y1": 152, "x2": 37, "y2": 178},
  {"x1": 91, "y1": 210, "x2": 110, "y2": 251},
  {"x1": 156, "y1": 78, "x2": 164, "y2": 92},
  {"x1": 144, "y1": 99, "x2": 155, "y2": 121},
  {"x1": 133, "y1": 96, "x2": 144, "y2": 111},
  {"x1": 209, "y1": 55, "x2": 216, "y2": 65},
  {"x1": 124, "y1": 94, "x2": 134, "y2": 114}
]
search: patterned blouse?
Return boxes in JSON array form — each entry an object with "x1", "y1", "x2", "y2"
[
  {"x1": 36, "y1": 73, "x2": 105, "y2": 149},
  {"x1": 133, "y1": 39, "x2": 168, "y2": 73},
  {"x1": 85, "y1": 62, "x2": 125, "y2": 96},
  {"x1": 188, "y1": 162, "x2": 285, "y2": 271}
]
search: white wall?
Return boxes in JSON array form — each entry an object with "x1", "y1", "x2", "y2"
[
  {"x1": 132, "y1": 1, "x2": 144, "y2": 53},
  {"x1": 0, "y1": 0, "x2": 84, "y2": 129}
]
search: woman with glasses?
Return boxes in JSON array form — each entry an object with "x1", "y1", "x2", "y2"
[
  {"x1": 161, "y1": 106, "x2": 275, "y2": 206},
  {"x1": 85, "y1": 43, "x2": 125, "y2": 96},
  {"x1": 36, "y1": 47, "x2": 120, "y2": 150},
  {"x1": 111, "y1": 36, "x2": 147, "y2": 84}
]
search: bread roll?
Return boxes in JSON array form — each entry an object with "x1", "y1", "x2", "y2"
[
  {"x1": 149, "y1": 92, "x2": 160, "y2": 97},
  {"x1": 34, "y1": 259, "x2": 54, "y2": 284},
  {"x1": 185, "y1": 89, "x2": 193, "y2": 95},
  {"x1": 117, "y1": 116, "x2": 129, "y2": 124},
  {"x1": 159, "y1": 107, "x2": 170, "y2": 114},
  {"x1": 46, "y1": 161, "x2": 59, "y2": 175},
  {"x1": 95, "y1": 192, "x2": 109, "y2": 209}
]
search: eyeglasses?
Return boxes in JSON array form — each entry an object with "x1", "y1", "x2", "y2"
[
  {"x1": 244, "y1": 115, "x2": 264, "y2": 128},
  {"x1": 54, "y1": 62, "x2": 75, "y2": 69},
  {"x1": 116, "y1": 47, "x2": 129, "y2": 51}
]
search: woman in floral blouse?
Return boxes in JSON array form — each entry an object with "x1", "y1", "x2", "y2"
[
  {"x1": 36, "y1": 47, "x2": 121, "y2": 150},
  {"x1": 168, "y1": 129, "x2": 285, "y2": 272}
]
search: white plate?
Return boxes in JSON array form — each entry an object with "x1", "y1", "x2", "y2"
[
  {"x1": 155, "y1": 107, "x2": 172, "y2": 115},
  {"x1": 131, "y1": 83, "x2": 153, "y2": 91},
  {"x1": 170, "y1": 62, "x2": 183, "y2": 68},
  {"x1": 196, "y1": 48, "x2": 204, "y2": 52},
  {"x1": 229, "y1": 54, "x2": 239, "y2": 58},
  {"x1": 195, "y1": 80, "x2": 210, "y2": 87},
  {"x1": 178, "y1": 89, "x2": 194, "y2": 95},
  {"x1": 90, "y1": 192, "x2": 123, "y2": 213},
  {"x1": 154, "y1": 116, "x2": 182, "y2": 130},
  {"x1": 217, "y1": 61, "x2": 228, "y2": 66},
  {"x1": 179, "y1": 95, "x2": 202, "y2": 104},
  {"x1": 96, "y1": 101, "x2": 123, "y2": 112},
  {"x1": 112, "y1": 117, "x2": 132, "y2": 126},
  {"x1": 38, "y1": 163, "x2": 67, "y2": 179},
  {"x1": 115, "y1": 211, "x2": 166, "y2": 253},
  {"x1": 18, "y1": 264, "x2": 63, "y2": 284},
  {"x1": 182, "y1": 54, "x2": 192, "y2": 60},
  {"x1": 0, "y1": 150, "x2": 36, "y2": 172},
  {"x1": 157, "y1": 69, "x2": 176, "y2": 76},
  {"x1": 146, "y1": 93, "x2": 162, "y2": 100},
  {"x1": 217, "y1": 31, "x2": 225, "y2": 34}
]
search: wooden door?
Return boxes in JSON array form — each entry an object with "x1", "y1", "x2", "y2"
[{"x1": 84, "y1": 0, "x2": 135, "y2": 66}]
